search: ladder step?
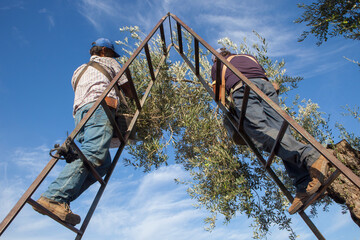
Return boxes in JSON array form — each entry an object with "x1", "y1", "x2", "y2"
[
  {"x1": 266, "y1": 121, "x2": 289, "y2": 168},
  {"x1": 144, "y1": 43, "x2": 156, "y2": 81},
  {"x1": 238, "y1": 85, "x2": 250, "y2": 129},
  {"x1": 300, "y1": 169, "x2": 341, "y2": 211},
  {"x1": 125, "y1": 68, "x2": 141, "y2": 110},
  {"x1": 101, "y1": 101, "x2": 125, "y2": 143},
  {"x1": 27, "y1": 198, "x2": 83, "y2": 235},
  {"x1": 70, "y1": 142, "x2": 106, "y2": 186}
]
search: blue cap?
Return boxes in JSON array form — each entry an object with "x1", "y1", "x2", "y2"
[{"x1": 92, "y1": 38, "x2": 120, "y2": 57}]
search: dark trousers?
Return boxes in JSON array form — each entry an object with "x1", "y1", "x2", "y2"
[{"x1": 232, "y1": 78, "x2": 320, "y2": 192}]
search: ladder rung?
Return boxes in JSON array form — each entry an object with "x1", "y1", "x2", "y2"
[
  {"x1": 70, "y1": 142, "x2": 106, "y2": 186},
  {"x1": 194, "y1": 38, "x2": 199, "y2": 76},
  {"x1": 176, "y1": 22, "x2": 183, "y2": 54},
  {"x1": 301, "y1": 169, "x2": 341, "y2": 211},
  {"x1": 239, "y1": 85, "x2": 250, "y2": 130},
  {"x1": 159, "y1": 23, "x2": 167, "y2": 54},
  {"x1": 101, "y1": 101, "x2": 125, "y2": 143},
  {"x1": 27, "y1": 198, "x2": 83, "y2": 235},
  {"x1": 144, "y1": 43, "x2": 156, "y2": 81},
  {"x1": 125, "y1": 68, "x2": 141, "y2": 110},
  {"x1": 215, "y1": 59, "x2": 221, "y2": 102},
  {"x1": 265, "y1": 121, "x2": 289, "y2": 168}
]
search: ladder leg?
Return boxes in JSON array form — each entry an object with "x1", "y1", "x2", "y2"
[{"x1": 0, "y1": 157, "x2": 58, "y2": 236}]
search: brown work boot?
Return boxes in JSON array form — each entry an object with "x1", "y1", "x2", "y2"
[
  {"x1": 33, "y1": 196, "x2": 81, "y2": 226},
  {"x1": 288, "y1": 192, "x2": 309, "y2": 215},
  {"x1": 306, "y1": 155, "x2": 329, "y2": 195}
]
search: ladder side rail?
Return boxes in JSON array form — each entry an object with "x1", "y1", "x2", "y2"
[
  {"x1": 298, "y1": 211, "x2": 326, "y2": 240},
  {"x1": 0, "y1": 157, "x2": 59, "y2": 235},
  {"x1": 170, "y1": 13, "x2": 360, "y2": 190},
  {"x1": 173, "y1": 33, "x2": 326, "y2": 240},
  {"x1": 75, "y1": 45, "x2": 171, "y2": 240}
]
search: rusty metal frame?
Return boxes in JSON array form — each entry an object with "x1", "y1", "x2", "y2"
[{"x1": 1, "y1": 12, "x2": 359, "y2": 240}]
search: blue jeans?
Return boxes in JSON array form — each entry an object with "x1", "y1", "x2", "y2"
[
  {"x1": 42, "y1": 103, "x2": 115, "y2": 203},
  {"x1": 232, "y1": 78, "x2": 320, "y2": 192}
]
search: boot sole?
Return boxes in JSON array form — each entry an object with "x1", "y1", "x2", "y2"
[{"x1": 33, "y1": 201, "x2": 80, "y2": 226}]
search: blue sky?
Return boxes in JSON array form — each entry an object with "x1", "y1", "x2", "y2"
[{"x1": 0, "y1": 0, "x2": 359, "y2": 239}]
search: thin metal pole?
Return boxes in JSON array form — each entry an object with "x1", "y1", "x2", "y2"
[
  {"x1": 176, "y1": 22, "x2": 183, "y2": 54},
  {"x1": 194, "y1": 38, "x2": 199, "y2": 76}
]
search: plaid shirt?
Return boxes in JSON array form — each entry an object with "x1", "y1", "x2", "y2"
[{"x1": 71, "y1": 55, "x2": 128, "y2": 116}]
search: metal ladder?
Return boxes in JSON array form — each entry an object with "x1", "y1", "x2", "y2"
[{"x1": 1, "y1": 12, "x2": 359, "y2": 240}]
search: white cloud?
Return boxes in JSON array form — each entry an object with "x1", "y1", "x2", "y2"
[
  {"x1": 2, "y1": 147, "x2": 360, "y2": 240},
  {"x1": 38, "y1": 8, "x2": 55, "y2": 29},
  {"x1": 84, "y1": 164, "x2": 254, "y2": 240},
  {"x1": 76, "y1": 0, "x2": 126, "y2": 32},
  {"x1": 0, "y1": 1, "x2": 24, "y2": 11}
]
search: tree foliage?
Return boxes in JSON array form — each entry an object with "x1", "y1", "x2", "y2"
[
  {"x1": 295, "y1": 0, "x2": 360, "y2": 45},
  {"x1": 116, "y1": 26, "x2": 358, "y2": 239},
  {"x1": 336, "y1": 105, "x2": 360, "y2": 151}
]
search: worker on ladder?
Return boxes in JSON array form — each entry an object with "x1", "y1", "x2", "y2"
[
  {"x1": 32, "y1": 38, "x2": 133, "y2": 225},
  {"x1": 211, "y1": 48, "x2": 329, "y2": 214}
]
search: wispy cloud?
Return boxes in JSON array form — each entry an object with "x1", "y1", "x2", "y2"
[
  {"x1": 75, "y1": 0, "x2": 126, "y2": 32},
  {"x1": 84, "y1": 164, "x2": 254, "y2": 240},
  {"x1": 39, "y1": 8, "x2": 55, "y2": 30},
  {"x1": 0, "y1": 1, "x2": 24, "y2": 11},
  {"x1": 2, "y1": 148, "x2": 359, "y2": 239},
  {"x1": 1, "y1": 161, "x2": 254, "y2": 240}
]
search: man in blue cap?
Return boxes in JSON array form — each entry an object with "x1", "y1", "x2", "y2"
[{"x1": 33, "y1": 38, "x2": 133, "y2": 225}]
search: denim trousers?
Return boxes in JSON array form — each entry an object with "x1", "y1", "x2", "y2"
[
  {"x1": 232, "y1": 78, "x2": 320, "y2": 192},
  {"x1": 42, "y1": 103, "x2": 115, "y2": 204}
]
